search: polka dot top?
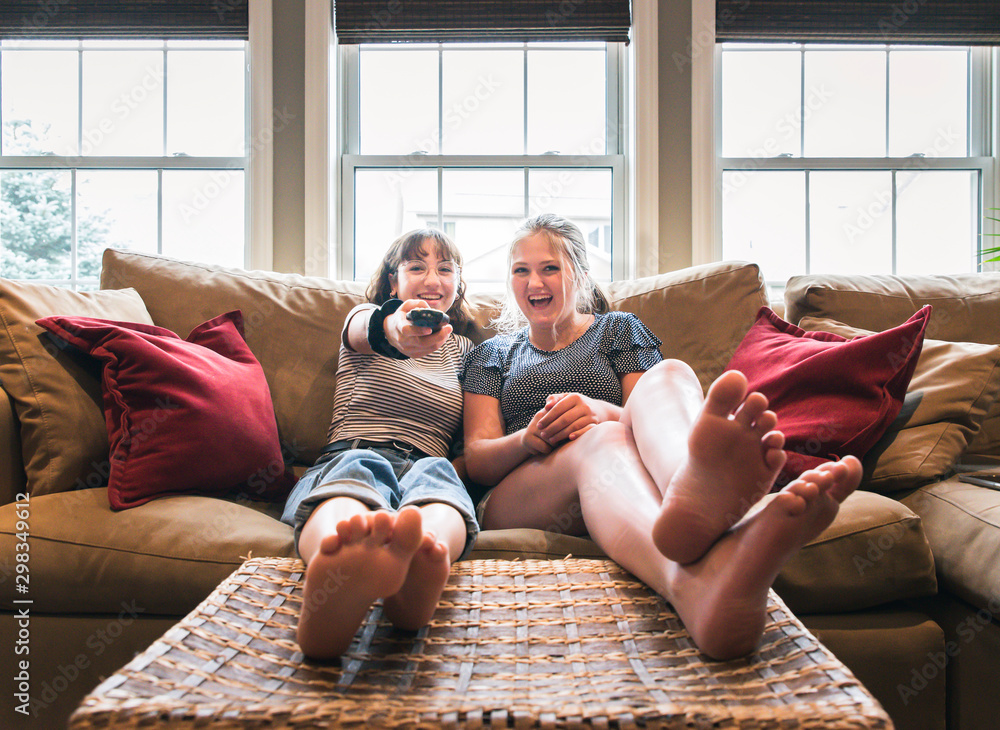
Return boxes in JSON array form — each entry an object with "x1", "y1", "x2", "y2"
[{"x1": 460, "y1": 311, "x2": 663, "y2": 435}]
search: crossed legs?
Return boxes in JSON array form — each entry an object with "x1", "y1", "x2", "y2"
[{"x1": 481, "y1": 360, "x2": 862, "y2": 660}]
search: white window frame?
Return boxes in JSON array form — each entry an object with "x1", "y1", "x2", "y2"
[
  {"x1": 0, "y1": 5, "x2": 270, "y2": 285},
  {"x1": 305, "y1": 0, "x2": 657, "y2": 281},
  {"x1": 334, "y1": 41, "x2": 629, "y2": 283},
  {"x1": 692, "y1": 0, "x2": 999, "y2": 274},
  {"x1": 249, "y1": 0, "x2": 274, "y2": 271}
]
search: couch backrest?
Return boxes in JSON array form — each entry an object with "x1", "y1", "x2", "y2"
[
  {"x1": 102, "y1": 250, "x2": 769, "y2": 466},
  {"x1": 785, "y1": 273, "x2": 1000, "y2": 344}
]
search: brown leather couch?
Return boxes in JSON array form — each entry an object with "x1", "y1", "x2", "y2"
[{"x1": 2, "y1": 249, "x2": 999, "y2": 729}]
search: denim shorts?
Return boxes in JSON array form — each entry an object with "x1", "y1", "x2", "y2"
[{"x1": 280, "y1": 442, "x2": 479, "y2": 560}]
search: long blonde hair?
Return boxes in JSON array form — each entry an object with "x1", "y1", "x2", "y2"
[
  {"x1": 492, "y1": 214, "x2": 610, "y2": 335},
  {"x1": 366, "y1": 228, "x2": 473, "y2": 328}
]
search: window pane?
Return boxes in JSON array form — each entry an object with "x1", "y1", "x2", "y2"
[
  {"x1": 810, "y1": 171, "x2": 892, "y2": 274},
  {"x1": 442, "y1": 49, "x2": 523, "y2": 155},
  {"x1": 167, "y1": 50, "x2": 246, "y2": 156},
  {"x1": 0, "y1": 169, "x2": 72, "y2": 280},
  {"x1": 2, "y1": 50, "x2": 78, "y2": 155},
  {"x1": 354, "y1": 168, "x2": 438, "y2": 279},
  {"x1": 721, "y1": 170, "x2": 805, "y2": 284},
  {"x1": 77, "y1": 171, "x2": 159, "y2": 279},
  {"x1": 889, "y1": 49, "x2": 968, "y2": 158},
  {"x1": 527, "y1": 49, "x2": 606, "y2": 156},
  {"x1": 721, "y1": 50, "x2": 800, "y2": 157},
  {"x1": 529, "y1": 169, "x2": 613, "y2": 280},
  {"x1": 82, "y1": 40, "x2": 163, "y2": 49},
  {"x1": 162, "y1": 170, "x2": 244, "y2": 267},
  {"x1": 359, "y1": 49, "x2": 439, "y2": 154},
  {"x1": 804, "y1": 51, "x2": 885, "y2": 157},
  {"x1": 82, "y1": 50, "x2": 164, "y2": 156},
  {"x1": 442, "y1": 169, "x2": 524, "y2": 286},
  {"x1": 896, "y1": 170, "x2": 976, "y2": 274}
]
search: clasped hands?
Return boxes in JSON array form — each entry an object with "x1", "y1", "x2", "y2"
[{"x1": 521, "y1": 392, "x2": 601, "y2": 455}]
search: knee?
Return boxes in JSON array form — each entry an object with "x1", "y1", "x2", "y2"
[
  {"x1": 574, "y1": 420, "x2": 630, "y2": 452},
  {"x1": 647, "y1": 358, "x2": 699, "y2": 383},
  {"x1": 635, "y1": 359, "x2": 701, "y2": 397}
]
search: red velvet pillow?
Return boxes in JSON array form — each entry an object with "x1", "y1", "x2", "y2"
[
  {"x1": 725, "y1": 305, "x2": 930, "y2": 486},
  {"x1": 36, "y1": 311, "x2": 297, "y2": 510}
]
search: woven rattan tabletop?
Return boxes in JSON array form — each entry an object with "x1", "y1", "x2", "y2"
[{"x1": 70, "y1": 556, "x2": 891, "y2": 729}]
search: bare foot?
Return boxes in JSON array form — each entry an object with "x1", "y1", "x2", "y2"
[
  {"x1": 297, "y1": 506, "x2": 423, "y2": 660},
  {"x1": 673, "y1": 455, "x2": 863, "y2": 660},
  {"x1": 653, "y1": 370, "x2": 787, "y2": 565},
  {"x1": 383, "y1": 532, "x2": 452, "y2": 630}
]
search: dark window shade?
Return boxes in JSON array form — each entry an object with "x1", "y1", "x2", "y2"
[
  {"x1": 0, "y1": 1, "x2": 248, "y2": 40},
  {"x1": 334, "y1": 0, "x2": 631, "y2": 44},
  {"x1": 716, "y1": 1, "x2": 1000, "y2": 45}
]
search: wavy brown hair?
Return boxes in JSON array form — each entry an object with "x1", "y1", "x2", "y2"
[{"x1": 366, "y1": 228, "x2": 473, "y2": 328}]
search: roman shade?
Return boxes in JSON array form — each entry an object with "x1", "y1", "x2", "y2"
[
  {"x1": 0, "y1": 1, "x2": 248, "y2": 40},
  {"x1": 334, "y1": 0, "x2": 631, "y2": 44},
  {"x1": 716, "y1": 0, "x2": 1000, "y2": 45}
]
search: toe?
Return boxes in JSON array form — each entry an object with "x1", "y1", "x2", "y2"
[
  {"x1": 318, "y1": 532, "x2": 341, "y2": 555},
  {"x1": 392, "y1": 506, "x2": 424, "y2": 552},
  {"x1": 370, "y1": 510, "x2": 395, "y2": 543},
  {"x1": 751, "y1": 409, "x2": 778, "y2": 435},
  {"x1": 337, "y1": 514, "x2": 365, "y2": 543},
  {"x1": 761, "y1": 429, "x2": 785, "y2": 450},
  {"x1": 704, "y1": 370, "x2": 749, "y2": 417},
  {"x1": 764, "y1": 445, "x2": 787, "y2": 472},
  {"x1": 829, "y1": 456, "x2": 864, "y2": 502},
  {"x1": 734, "y1": 392, "x2": 769, "y2": 427}
]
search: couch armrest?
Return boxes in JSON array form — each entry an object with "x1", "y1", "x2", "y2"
[{"x1": 0, "y1": 386, "x2": 26, "y2": 505}]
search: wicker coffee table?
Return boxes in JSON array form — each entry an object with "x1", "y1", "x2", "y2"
[{"x1": 70, "y1": 556, "x2": 892, "y2": 729}]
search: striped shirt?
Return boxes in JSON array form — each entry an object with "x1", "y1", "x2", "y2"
[{"x1": 326, "y1": 304, "x2": 474, "y2": 458}]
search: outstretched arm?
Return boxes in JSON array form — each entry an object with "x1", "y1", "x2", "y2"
[
  {"x1": 344, "y1": 299, "x2": 452, "y2": 358},
  {"x1": 463, "y1": 392, "x2": 552, "y2": 486}
]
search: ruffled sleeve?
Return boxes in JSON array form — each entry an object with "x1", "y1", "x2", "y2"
[
  {"x1": 459, "y1": 337, "x2": 509, "y2": 399},
  {"x1": 598, "y1": 311, "x2": 664, "y2": 374}
]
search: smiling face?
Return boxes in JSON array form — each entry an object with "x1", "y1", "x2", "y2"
[
  {"x1": 389, "y1": 238, "x2": 460, "y2": 313},
  {"x1": 509, "y1": 231, "x2": 581, "y2": 330}
]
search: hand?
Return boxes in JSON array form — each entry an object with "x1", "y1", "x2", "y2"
[
  {"x1": 537, "y1": 393, "x2": 600, "y2": 444},
  {"x1": 521, "y1": 409, "x2": 554, "y2": 456},
  {"x1": 384, "y1": 299, "x2": 453, "y2": 358}
]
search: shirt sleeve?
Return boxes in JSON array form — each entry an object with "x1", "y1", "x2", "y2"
[
  {"x1": 341, "y1": 302, "x2": 377, "y2": 350},
  {"x1": 600, "y1": 311, "x2": 664, "y2": 374},
  {"x1": 459, "y1": 338, "x2": 506, "y2": 399}
]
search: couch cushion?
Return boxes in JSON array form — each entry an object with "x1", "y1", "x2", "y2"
[
  {"x1": 469, "y1": 529, "x2": 607, "y2": 560},
  {"x1": 0, "y1": 280, "x2": 153, "y2": 496},
  {"x1": 774, "y1": 490, "x2": 937, "y2": 613},
  {"x1": 799, "y1": 316, "x2": 1000, "y2": 493},
  {"x1": 476, "y1": 492, "x2": 937, "y2": 615},
  {"x1": 784, "y1": 273, "x2": 1000, "y2": 457},
  {"x1": 0, "y1": 489, "x2": 295, "y2": 614},
  {"x1": 607, "y1": 261, "x2": 769, "y2": 390},
  {"x1": 0, "y1": 388, "x2": 25, "y2": 505},
  {"x1": 0, "y1": 487, "x2": 935, "y2": 616},
  {"x1": 101, "y1": 249, "x2": 367, "y2": 466},
  {"x1": 901, "y1": 477, "x2": 1000, "y2": 614}
]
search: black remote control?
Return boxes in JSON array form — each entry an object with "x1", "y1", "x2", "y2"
[{"x1": 406, "y1": 308, "x2": 449, "y2": 332}]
